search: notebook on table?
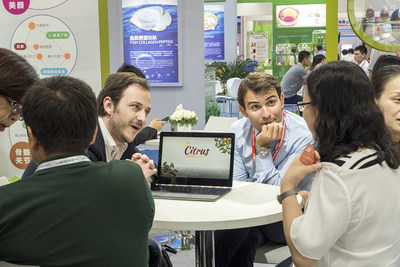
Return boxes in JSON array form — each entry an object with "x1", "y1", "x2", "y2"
[{"x1": 152, "y1": 131, "x2": 235, "y2": 201}]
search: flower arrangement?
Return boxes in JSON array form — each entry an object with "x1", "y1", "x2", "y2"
[{"x1": 169, "y1": 104, "x2": 198, "y2": 126}]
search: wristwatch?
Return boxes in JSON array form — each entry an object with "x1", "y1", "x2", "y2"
[
  {"x1": 257, "y1": 146, "x2": 269, "y2": 157},
  {"x1": 277, "y1": 189, "x2": 298, "y2": 204}
]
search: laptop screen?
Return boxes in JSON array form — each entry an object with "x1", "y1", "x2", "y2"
[{"x1": 157, "y1": 132, "x2": 235, "y2": 187}]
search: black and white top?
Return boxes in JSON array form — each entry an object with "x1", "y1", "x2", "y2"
[{"x1": 291, "y1": 148, "x2": 400, "y2": 266}]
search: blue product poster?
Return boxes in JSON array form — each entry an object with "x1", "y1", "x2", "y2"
[
  {"x1": 122, "y1": 0, "x2": 178, "y2": 84},
  {"x1": 204, "y1": 5, "x2": 225, "y2": 61}
]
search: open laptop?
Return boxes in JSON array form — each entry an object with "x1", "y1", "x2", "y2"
[{"x1": 151, "y1": 131, "x2": 235, "y2": 201}]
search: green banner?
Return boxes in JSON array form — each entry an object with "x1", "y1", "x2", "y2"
[
  {"x1": 272, "y1": 1, "x2": 326, "y2": 81},
  {"x1": 272, "y1": 29, "x2": 325, "y2": 81}
]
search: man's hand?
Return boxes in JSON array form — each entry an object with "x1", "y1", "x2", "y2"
[
  {"x1": 149, "y1": 119, "x2": 167, "y2": 132},
  {"x1": 256, "y1": 123, "x2": 284, "y2": 148},
  {"x1": 130, "y1": 153, "x2": 157, "y2": 180}
]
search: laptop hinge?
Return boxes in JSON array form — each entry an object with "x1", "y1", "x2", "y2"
[{"x1": 158, "y1": 184, "x2": 231, "y2": 189}]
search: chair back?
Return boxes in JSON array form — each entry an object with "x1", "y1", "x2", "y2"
[
  {"x1": 204, "y1": 116, "x2": 238, "y2": 132},
  {"x1": 229, "y1": 78, "x2": 242, "y2": 99},
  {"x1": 226, "y1": 77, "x2": 241, "y2": 97},
  {"x1": 215, "y1": 80, "x2": 224, "y2": 94}
]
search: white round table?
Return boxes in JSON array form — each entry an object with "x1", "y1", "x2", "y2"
[{"x1": 152, "y1": 181, "x2": 284, "y2": 267}]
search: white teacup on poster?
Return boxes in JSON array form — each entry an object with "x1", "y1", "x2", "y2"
[{"x1": 130, "y1": 3, "x2": 172, "y2": 31}]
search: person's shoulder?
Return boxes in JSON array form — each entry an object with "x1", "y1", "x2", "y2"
[
  {"x1": 285, "y1": 110, "x2": 307, "y2": 126},
  {"x1": 230, "y1": 117, "x2": 251, "y2": 133},
  {"x1": 323, "y1": 148, "x2": 379, "y2": 171},
  {"x1": 343, "y1": 54, "x2": 353, "y2": 61},
  {"x1": 285, "y1": 111, "x2": 312, "y2": 137},
  {"x1": 289, "y1": 64, "x2": 301, "y2": 71},
  {"x1": 106, "y1": 159, "x2": 141, "y2": 169},
  {"x1": 294, "y1": 63, "x2": 306, "y2": 73},
  {"x1": 95, "y1": 160, "x2": 148, "y2": 188},
  {"x1": 92, "y1": 159, "x2": 143, "y2": 177},
  {"x1": 284, "y1": 64, "x2": 298, "y2": 74}
]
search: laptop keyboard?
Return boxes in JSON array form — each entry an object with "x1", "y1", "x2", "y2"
[{"x1": 156, "y1": 186, "x2": 230, "y2": 195}]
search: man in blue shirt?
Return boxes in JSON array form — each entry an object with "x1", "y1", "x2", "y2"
[{"x1": 215, "y1": 72, "x2": 314, "y2": 267}]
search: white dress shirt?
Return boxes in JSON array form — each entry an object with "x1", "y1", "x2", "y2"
[{"x1": 98, "y1": 117, "x2": 128, "y2": 162}]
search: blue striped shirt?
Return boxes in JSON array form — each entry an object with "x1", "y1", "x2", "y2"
[{"x1": 230, "y1": 110, "x2": 314, "y2": 191}]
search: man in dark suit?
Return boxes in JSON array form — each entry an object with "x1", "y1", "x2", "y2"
[
  {"x1": 117, "y1": 62, "x2": 167, "y2": 146},
  {"x1": 22, "y1": 72, "x2": 161, "y2": 267}
]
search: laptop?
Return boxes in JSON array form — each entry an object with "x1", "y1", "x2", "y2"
[{"x1": 151, "y1": 131, "x2": 235, "y2": 201}]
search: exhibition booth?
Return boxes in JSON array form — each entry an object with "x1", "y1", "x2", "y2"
[
  {"x1": 1, "y1": 0, "x2": 397, "y2": 190},
  {"x1": 1, "y1": 1, "x2": 400, "y2": 266}
]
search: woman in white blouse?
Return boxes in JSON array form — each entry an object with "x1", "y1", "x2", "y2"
[{"x1": 278, "y1": 61, "x2": 400, "y2": 267}]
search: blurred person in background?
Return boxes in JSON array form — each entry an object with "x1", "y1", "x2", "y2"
[
  {"x1": 342, "y1": 48, "x2": 354, "y2": 61},
  {"x1": 352, "y1": 45, "x2": 369, "y2": 76},
  {"x1": 368, "y1": 8, "x2": 400, "y2": 77},
  {"x1": 307, "y1": 54, "x2": 326, "y2": 75},
  {"x1": 281, "y1": 51, "x2": 312, "y2": 104},
  {"x1": 341, "y1": 49, "x2": 348, "y2": 60},
  {"x1": 314, "y1": 45, "x2": 326, "y2": 57}
]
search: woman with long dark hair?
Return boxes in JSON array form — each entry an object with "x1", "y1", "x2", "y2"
[
  {"x1": 371, "y1": 64, "x2": 400, "y2": 143},
  {"x1": 0, "y1": 48, "x2": 37, "y2": 132},
  {"x1": 278, "y1": 61, "x2": 400, "y2": 266},
  {"x1": 306, "y1": 54, "x2": 325, "y2": 74}
]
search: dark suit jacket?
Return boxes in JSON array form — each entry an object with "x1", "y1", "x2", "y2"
[
  {"x1": 22, "y1": 124, "x2": 142, "y2": 178},
  {"x1": 88, "y1": 126, "x2": 141, "y2": 162},
  {"x1": 133, "y1": 126, "x2": 157, "y2": 146}
]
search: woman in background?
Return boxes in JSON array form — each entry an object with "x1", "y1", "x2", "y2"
[
  {"x1": 297, "y1": 54, "x2": 325, "y2": 98},
  {"x1": 371, "y1": 65, "x2": 400, "y2": 143},
  {"x1": 0, "y1": 48, "x2": 38, "y2": 132},
  {"x1": 278, "y1": 61, "x2": 400, "y2": 266},
  {"x1": 306, "y1": 54, "x2": 325, "y2": 74}
]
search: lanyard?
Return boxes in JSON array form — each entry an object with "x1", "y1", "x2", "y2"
[
  {"x1": 251, "y1": 112, "x2": 286, "y2": 164},
  {"x1": 360, "y1": 60, "x2": 366, "y2": 68},
  {"x1": 36, "y1": 155, "x2": 91, "y2": 172}
]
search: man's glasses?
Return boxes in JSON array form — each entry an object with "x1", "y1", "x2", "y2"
[
  {"x1": 5, "y1": 96, "x2": 23, "y2": 117},
  {"x1": 296, "y1": 101, "x2": 312, "y2": 112}
]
